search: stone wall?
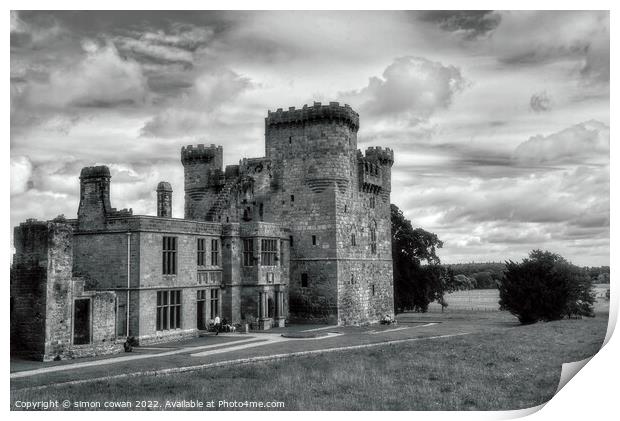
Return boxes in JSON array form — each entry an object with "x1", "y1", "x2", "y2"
[
  {"x1": 10, "y1": 220, "x2": 122, "y2": 361},
  {"x1": 11, "y1": 220, "x2": 58, "y2": 359}
]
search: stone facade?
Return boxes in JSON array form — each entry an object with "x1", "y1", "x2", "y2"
[{"x1": 10, "y1": 102, "x2": 394, "y2": 360}]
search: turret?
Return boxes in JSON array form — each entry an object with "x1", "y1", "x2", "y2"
[
  {"x1": 77, "y1": 166, "x2": 112, "y2": 230},
  {"x1": 265, "y1": 102, "x2": 359, "y2": 193},
  {"x1": 362, "y1": 146, "x2": 394, "y2": 199},
  {"x1": 156, "y1": 181, "x2": 173, "y2": 218},
  {"x1": 181, "y1": 144, "x2": 224, "y2": 220}
]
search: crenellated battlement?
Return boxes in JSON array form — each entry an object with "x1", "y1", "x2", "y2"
[
  {"x1": 266, "y1": 101, "x2": 359, "y2": 131},
  {"x1": 365, "y1": 146, "x2": 394, "y2": 166},
  {"x1": 181, "y1": 144, "x2": 223, "y2": 165},
  {"x1": 80, "y1": 166, "x2": 111, "y2": 180}
]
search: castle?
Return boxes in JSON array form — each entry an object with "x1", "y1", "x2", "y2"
[{"x1": 10, "y1": 102, "x2": 395, "y2": 361}]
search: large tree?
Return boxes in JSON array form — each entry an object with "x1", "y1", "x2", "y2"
[
  {"x1": 391, "y1": 204, "x2": 446, "y2": 313},
  {"x1": 499, "y1": 250, "x2": 595, "y2": 324}
]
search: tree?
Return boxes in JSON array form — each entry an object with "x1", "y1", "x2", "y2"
[
  {"x1": 391, "y1": 204, "x2": 445, "y2": 313},
  {"x1": 453, "y1": 274, "x2": 475, "y2": 290},
  {"x1": 498, "y1": 250, "x2": 595, "y2": 324},
  {"x1": 471, "y1": 271, "x2": 496, "y2": 289}
]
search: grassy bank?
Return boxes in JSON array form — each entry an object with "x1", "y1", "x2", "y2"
[{"x1": 11, "y1": 313, "x2": 607, "y2": 411}]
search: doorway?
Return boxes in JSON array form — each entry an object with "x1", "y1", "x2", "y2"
[
  {"x1": 197, "y1": 290, "x2": 207, "y2": 330},
  {"x1": 73, "y1": 298, "x2": 91, "y2": 345}
]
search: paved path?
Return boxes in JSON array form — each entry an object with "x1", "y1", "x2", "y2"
[{"x1": 10, "y1": 313, "x2": 518, "y2": 391}]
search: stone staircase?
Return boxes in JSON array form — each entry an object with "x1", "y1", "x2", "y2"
[{"x1": 206, "y1": 178, "x2": 237, "y2": 221}]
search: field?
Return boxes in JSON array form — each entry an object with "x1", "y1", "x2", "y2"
[
  {"x1": 428, "y1": 285, "x2": 611, "y2": 312},
  {"x1": 428, "y1": 289, "x2": 500, "y2": 311},
  {"x1": 11, "y1": 310, "x2": 608, "y2": 411}
]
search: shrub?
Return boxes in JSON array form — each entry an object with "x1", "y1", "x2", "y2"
[{"x1": 498, "y1": 250, "x2": 595, "y2": 324}]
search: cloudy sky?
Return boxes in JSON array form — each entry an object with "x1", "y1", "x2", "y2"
[{"x1": 10, "y1": 10, "x2": 610, "y2": 266}]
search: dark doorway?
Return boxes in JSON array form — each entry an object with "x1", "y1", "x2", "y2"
[
  {"x1": 73, "y1": 299, "x2": 91, "y2": 345},
  {"x1": 197, "y1": 290, "x2": 207, "y2": 330},
  {"x1": 267, "y1": 297, "x2": 275, "y2": 318}
]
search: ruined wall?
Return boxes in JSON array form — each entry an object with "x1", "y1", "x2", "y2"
[
  {"x1": 69, "y1": 280, "x2": 122, "y2": 359},
  {"x1": 11, "y1": 221, "x2": 63, "y2": 359},
  {"x1": 10, "y1": 220, "x2": 121, "y2": 361}
]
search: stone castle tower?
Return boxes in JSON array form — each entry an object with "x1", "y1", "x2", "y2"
[{"x1": 181, "y1": 102, "x2": 395, "y2": 325}]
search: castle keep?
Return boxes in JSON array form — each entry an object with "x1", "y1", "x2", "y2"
[{"x1": 10, "y1": 102, "x2": 395, "y2": 361}]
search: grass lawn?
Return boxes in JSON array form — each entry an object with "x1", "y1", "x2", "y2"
[{"x1": 11, "y1": 311, "x2": 608, "y2": 411}]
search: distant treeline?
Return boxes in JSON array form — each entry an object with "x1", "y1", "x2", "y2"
[{"x1": 446, "y1": 262, "x2": 610, "y2": 289}]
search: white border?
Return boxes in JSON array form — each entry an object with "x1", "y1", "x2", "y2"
[{"x1": 3, "y1": 2, "x2": 616, "y2": 421}]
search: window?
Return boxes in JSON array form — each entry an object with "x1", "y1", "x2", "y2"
[
  {"x1": 370, "y1": 227, "x2": 377, "y2": 254},
  {"x1": 312, "y1": 235, "x2": 317, "y2": 246},
  {"x1": 156, "y1": 290, "x2": 181, "y2": 331},
  {"x1": 280, "y1": 240, "x2": 284, "y2": 263},
  {"x1": 344, "y1": 204, "x2": 348, "y2": 213},
  {"x1": 289, "y1": 235, "x2": 294, "y2": 248},
  {"x1": 162, "y1": 236, "x2": 177, "y2": 275},
  {"x1": 197, "y1": 238, "x2": 206, "y2": 266},
  {"x1": 211, "y1": 239, "x2": 219, "y2": 266},
  {"x1": 210, "y1": 289, "x2": 219, "y2": 319},
  {"x1": 372, "y1": 284, "x2": 376, "y2": 296},
  {"x1": 370, "y1": 196, "x2": 375, "y2": 209},
  {"x1": 198, "y1": 270, "x2": 222, "y2": 284},
  {"x1": 289, "y1": 136, "x2": 292, "y2": 144},
  {"x1": 290, "y1": 194, "x2": 295, "y2": 203},
  {"x1": 243, "y1": 239, "x2": 254, "y2": 266},
  {"x1": 351, "y1": 233, "x2": 356, "y2": 246},
  {"x1": 301, "y1": 273, "x2": 308, "y2": 288},
  {"x1": 261, "y1": 239, "x2": 277, "y2": 266}
]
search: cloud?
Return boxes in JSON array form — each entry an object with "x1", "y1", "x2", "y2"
[
  {"x1": 513, "y1": 120, "x2": 609, "y2": 165},
  {"x1": 417, "y1": 11, "x2": 501, "y2": 39},
  {"x1": 10, "y1": 11, "x2": 610, "y2": 266},
  {"x1": 24, "y1": 42, "x2": 149, "y2": 109},
  {"x1": 340, "y1": 56, "x2": 467, "y2": 124},
  {"x1": 140, "y1": 69, "x2": 254, "y2": 138},
  {"x1": 529, "y1": 91, "x2": 552, "y2": 112},
  {"x1": 10, "y1": 10, "x2": 65, "y2": 48},
  {"x1": 113, "y1": 23, "x2": 214, "y2": 67},
  {"x1": 10, "y1": 156, "x2": 33, "y2": 196},
  {"x1": 492, "y1": 11, "x2": 609, "y2": 84}
]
